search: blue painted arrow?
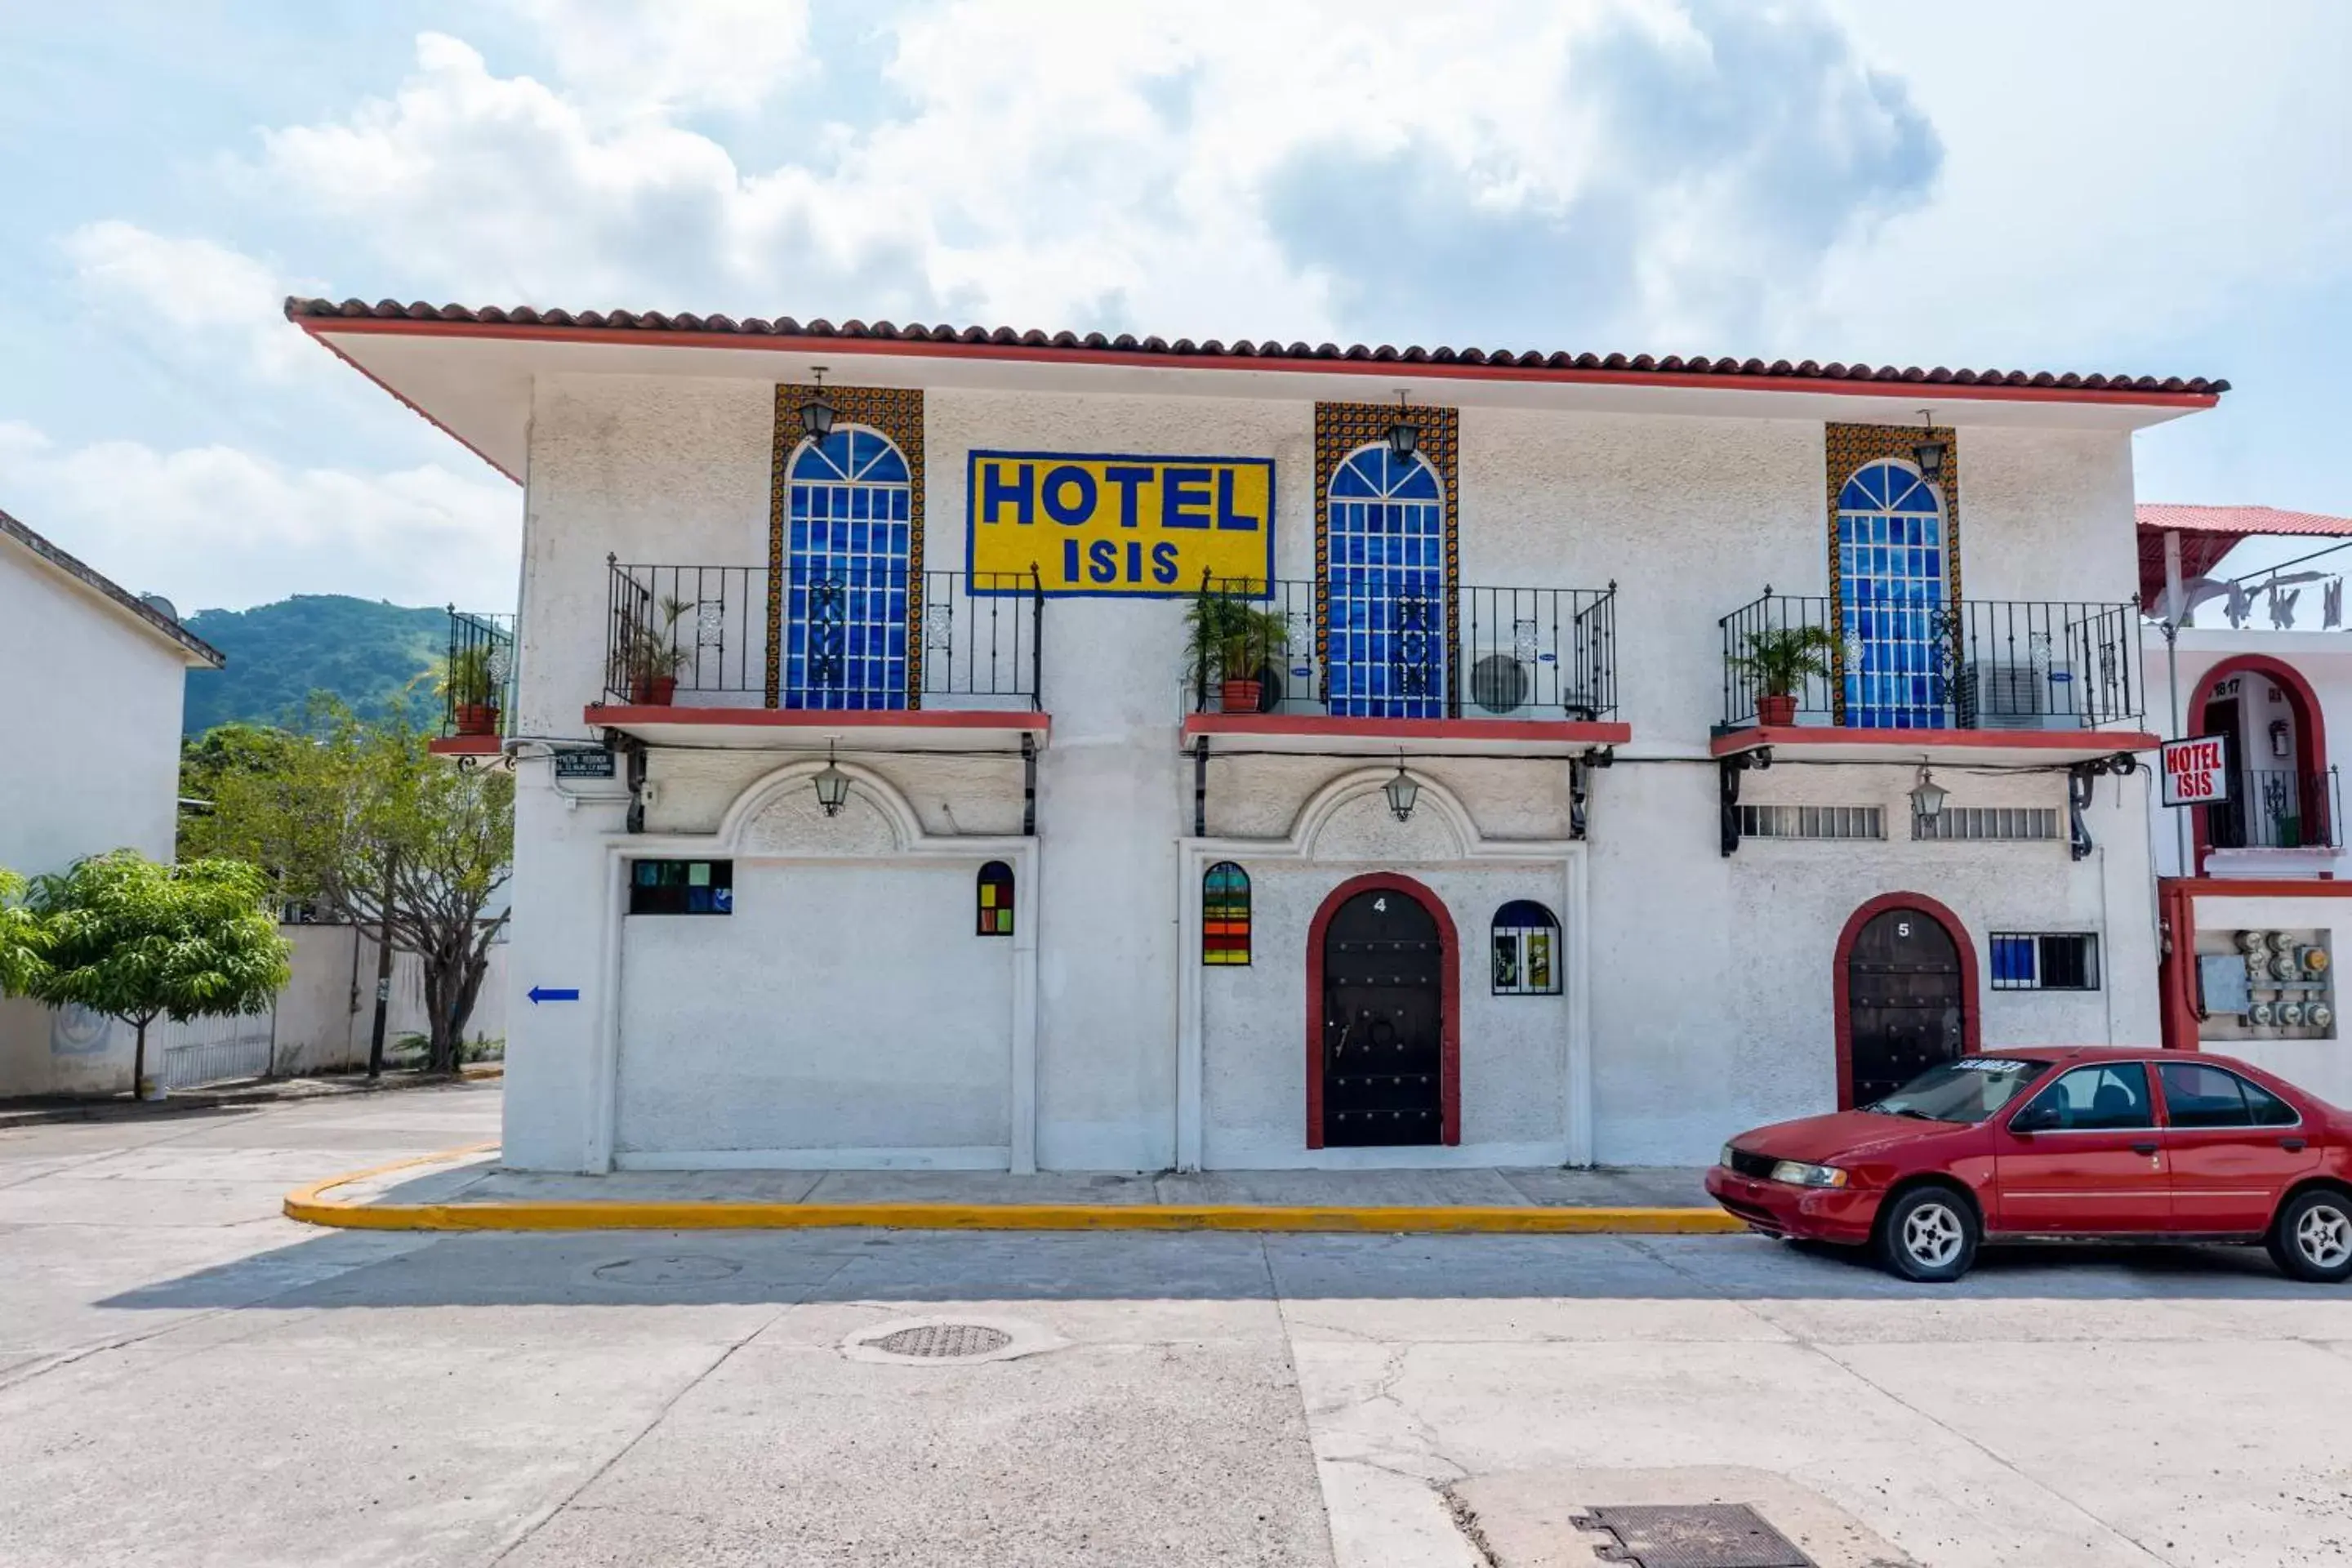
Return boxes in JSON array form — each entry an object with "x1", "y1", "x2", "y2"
[{"x1": 528, "y1": 986, "x2": 581, "y2": 1005}]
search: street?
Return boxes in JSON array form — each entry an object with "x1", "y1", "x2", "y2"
[{"x1": 6, "y1": 1085, "x2": 2352, "y2": 1566}]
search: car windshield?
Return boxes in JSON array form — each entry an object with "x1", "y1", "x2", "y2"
[{"x1": 1862, "y1": 1058, "x2": 2050, "y2": 1123}]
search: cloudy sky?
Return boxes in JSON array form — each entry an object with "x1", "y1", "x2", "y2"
[{"x1": 2, "y1": 0, "x2": 2347, "y2": 613}]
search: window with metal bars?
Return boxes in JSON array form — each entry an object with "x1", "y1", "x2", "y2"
[
  {"x1": 1734, "y1": 804, "x2": 1884, "y2": 840},
  {"x1": 1916, "y1": 806, "x2": 2062, "y2": 842},
  {"x1": 1491, "y1": 900, "x2": 1561, "y2": 995},
  {"x1": 628, "y1": 859, "x2": 733, "y2": 915},
  {"x1": 1990, "y1": 932, "x2": 2099, "y2": 991}
]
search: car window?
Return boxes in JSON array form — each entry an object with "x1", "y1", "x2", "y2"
[
  {"x1": 2242, "y1": 1077, "x2": 2300, "y2": 1126},
  {"x1": 2158, "y1": 1062, "x2": 2252, "y2": 1128},
  {"x1": 1865, "y1": 1058, "x2": 2050, "y2": 1122},
  {"x1": 2016, "y1": 1062, "x2": 2154, "y2": 1131}
]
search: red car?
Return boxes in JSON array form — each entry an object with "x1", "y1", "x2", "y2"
[{"x1": 1706, "y1": 1047, "x2": 2352, "y2": 1283}]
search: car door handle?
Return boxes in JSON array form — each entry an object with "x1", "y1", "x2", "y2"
[
  {"x1": 2283, "y1": 1138, "x2": 2309, "y2": 1152},
  {"x1": 2131, "y1": 1141, "x2": 2159, "y2": 1156}
]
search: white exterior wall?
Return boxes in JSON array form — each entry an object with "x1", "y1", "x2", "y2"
[
  {"x1": 500, "y1": 371, "x2": 2162, "y2": 1171},
  {"x1": 0, "y1": 545, "x2": 196, "y2": 1097},
  {"x1": 2174, "y1": 893, "x2": 2352, "y2": 1107}
]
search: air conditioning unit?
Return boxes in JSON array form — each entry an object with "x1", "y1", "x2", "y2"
[
  {"x1": 1956, "y1": 660, "x2": 2082, "y2": 731},
  {"x1": 1468, "y1": 648, "x2": 1537, "y2": 718}
]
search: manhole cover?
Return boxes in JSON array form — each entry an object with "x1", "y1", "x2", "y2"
[
  {"x1": 1575, "y1": 1503, "x2": 1814, "y2": 1568},
  {"x1": 589, "y1": 1254, "x2": 742, "y2": 1286},
  {"x1": 869, "y1": 1322, "x2": 1013, "y2": 1359}
]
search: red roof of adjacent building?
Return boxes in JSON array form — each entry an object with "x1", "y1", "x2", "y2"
[
  {"x1": 283, "y1": 297, "x2": 2230, "y2": 400},
  {"x1": 2135, "y1": 504, "x2": 2352, "y2": 609}
]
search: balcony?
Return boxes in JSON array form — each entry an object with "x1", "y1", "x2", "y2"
[
  {"x1": 587, "y1": 559, "x2": 1047, "y2": 751},
  {"x1": 1713, "y1": 591, "x2": 2158, "y2": 766},
  {"x1": 1178, "y1": 577, "x2": 1627, "y2": 757},
  {"x1": 429, "y1": 608, "x2": 515, "y2": 759},
  {"x1": 2206, "y1": 768, "x2": 2344, "y2": 853}
]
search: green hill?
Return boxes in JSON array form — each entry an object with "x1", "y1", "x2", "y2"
[{"x1": 182, "y1": 595, "x2": 449, "y2": 734}]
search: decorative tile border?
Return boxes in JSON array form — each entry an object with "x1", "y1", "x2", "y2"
[
  {"x1": 768, "y1": 385, "x2": 927, "y2": 706},
  {"x1": 1313, "y1": 401, "x2": 1461, "y2": 707},
  {"x1": 1823, "y1": 420, "x2": 1960, "y2": 723}
]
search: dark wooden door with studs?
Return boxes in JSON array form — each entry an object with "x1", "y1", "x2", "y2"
[{"x1": 1321, "y1": 888, "x2": 1443, "y2": 1145}]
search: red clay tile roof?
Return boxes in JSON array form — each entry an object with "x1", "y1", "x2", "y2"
[
  {"x1": 0, "y1": 507, "x2": 224, "y2": 666},
  {"x1": 284, "y1": 297, "x2": 2230, "y2": 398},
  {"x1": 2136, "y1": 503, "x2": 2352, "y2": 537}
]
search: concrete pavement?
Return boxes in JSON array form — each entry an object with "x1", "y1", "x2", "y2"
[{"x1": 9, "y1": 1085, "x2": 2352, "y2": 1565}]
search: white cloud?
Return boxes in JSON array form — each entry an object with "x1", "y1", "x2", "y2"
[
  {"x1": 505, "y1": 0, "x2": 817, "y2": 117},
  {"x1": 246, "y1": 2, "x2": 1941, "y2": 349},
  {"x1": 0, "y1": 421, "x2": 516, "y2": 612},
  {"x1": 60, "y1": 221, "x2": 317, "y2": 379}
]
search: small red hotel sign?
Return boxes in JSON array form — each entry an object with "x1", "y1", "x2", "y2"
[{"x1": 2159, "y1": 735, "x2": 2231, "y2": 807}]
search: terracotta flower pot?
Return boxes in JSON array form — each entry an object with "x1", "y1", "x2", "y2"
[
  {"x1": 454, "y1": 702, "x2": 499, "y2": 737},
  {"x1": 630, "y1": 675, "x2": 678, "y2": 706},
  {"x1": 1221, "y1": 677, "x2": 1263, "y2": 714},
  {"x1": 1757, "y1": 692, "x2": 1799, "y2": 727}
]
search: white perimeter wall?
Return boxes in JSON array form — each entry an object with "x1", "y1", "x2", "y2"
[
  {"x1": 2179, "y1": 892, "x2": 2352, "y2": 1107},
  {"x1": 502, "y1": 372, "x2": 2162, "y2": 1170},
  {"x1": 0, "y1": 546, "x2": 194, "y2": 1097}
]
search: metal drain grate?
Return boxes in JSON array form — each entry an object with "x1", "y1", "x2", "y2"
[
  {"x1": 1575, "y1": 1504, "x2": 1814, "y2": 1568},
  {"x1": 870, "y1": 1322, "x2": 1013, "y2": 1359}
]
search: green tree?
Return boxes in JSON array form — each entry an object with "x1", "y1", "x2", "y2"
[
  {"x1": 178, "y1": 723, "x2": 304, "y2": 860},
  {"x1": 206, "y1": 697, "x2": 513, "y2": 1073},
  {"x1": 24, "y1": 852, "x2": 292, "y2": 1098},
  {"x1": 0, "y1": 868, "x2": 46, "y2": 997}
]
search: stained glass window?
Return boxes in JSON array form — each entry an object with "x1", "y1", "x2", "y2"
[
  {"x1": 1836, "y1": 458, "x2": 1949, "y2": 729},
  {"x1": 976, "y1": 860, "x2": 1014, "y2": 936},
  {"x1": 629, "y1": 859, "x2": 733, "y2": 915},
  {"x1": 1203, "y1": 862, "x2": 1251, "y2": 965},
  {"x1": 1491, "y1": 899, "x2": 1560, "y2": 995},
  {"x1": 1326, "y1": 443, "x2": 1446, "y2": 719},
  {"x1": 786, "y1": 425, "x2": 913, "y2": 710}
]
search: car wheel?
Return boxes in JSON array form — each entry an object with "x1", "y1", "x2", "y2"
[
  {"x1": 1874, "y1": 1185, "x2": 1978, "y2": 1283},
  {"x1": 2269, "y1": 1188, "x2": 2352, "y2": 1283}
]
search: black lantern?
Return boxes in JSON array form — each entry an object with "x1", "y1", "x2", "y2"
[
  {"x1": 800, "y1": 367, "x2": 836, "y2": 442},
  {"x1": 1385, "y1": 390, "x2": 1419, "y2": 462},
  {"x1": 1384, "y1": 756, "x2": 1421, "y2": 822},
  {"x1": 813, "y1": 742, "x2": 849, "y2": 817},
  {"x1": 1909, "y1": 764, "x2": 1948, "y2": 822},
  {"x1": 1912, "y1": 408, "x2": 1945, "y2": 483}
]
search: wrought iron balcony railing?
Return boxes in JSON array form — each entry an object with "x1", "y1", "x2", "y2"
[
  {"x1": 2207, "y1": 767, "x2": 2342, "y2": 851},
  {"x1": 602, "y1": 559, "x2": 1042, "y2": 710},
  {"x1": 1718, "y1": 591, "x2": 2140, "y2": 731},
  {"x1": 440, "y1": 608, "x2": 515, "y2": 740},
  {"x1": 1187, "y1": 577, "x2": 1618, "y2": 722}
]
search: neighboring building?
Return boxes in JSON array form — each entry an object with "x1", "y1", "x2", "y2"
[
  {"x1": 0, "y1": 507, "x2": 225, "y2": 1095},
  {"x1": 292, "y1": 298, "x2": 2221, "y2": 1172},
  {"x1": 2142, "y1": 504, "x2": 2352, "y2": 1102}
]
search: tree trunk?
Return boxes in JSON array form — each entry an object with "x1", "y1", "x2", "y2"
[
  {"x1": 131, "y1": 1018, "x2": 148, "y2": 1099},
  {"x1": 422, "y1": 933, "x2": 491, "y2": 1076}
]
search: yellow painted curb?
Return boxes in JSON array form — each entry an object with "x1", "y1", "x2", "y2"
[{"x1": 285, "y1": 1145, "x2": 1747, "y2": 1235}]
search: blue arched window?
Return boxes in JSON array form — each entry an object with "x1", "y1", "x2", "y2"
[
  {"x1": 786, "y1": 427, "x2": 913, "y2": 710},
  {"x1": 1326, "y1": 444, "x2": 1446, "y2": 718},
  {"x1": 1837, "y1": 459, "x2": 1948, "y2": 729}
]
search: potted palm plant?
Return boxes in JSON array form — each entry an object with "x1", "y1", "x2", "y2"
[
  {"x1": 1735, "y1": 624, "x2": 1838, "y2": 727},
  {"x1": 626, "y1": 596, "x2": 693, "y2": 706},
  {"x1": 441, "y1": 644, "x2": 501, "y2": 737},
  {"x1": 1185, "y1": 590, "x2": 1291, "y2": 713}
]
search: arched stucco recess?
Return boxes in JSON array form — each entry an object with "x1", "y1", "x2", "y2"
[
  {"x1": 588, "y1": 755, "x2": 1040, "y2": 1175},
  {"x1": 715, "y1": 758, "x2": 924, "y2": 859},
  {"x1": 1290, "y1": 767, "x2": 1480, "y2": 861},
  {"x1": 1176, "y1": 764, "x2": 1589, "y2": 1173}
]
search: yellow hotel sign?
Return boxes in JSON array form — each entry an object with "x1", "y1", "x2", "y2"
[{"x1": 966, "y1": 451, "x2": 1276, "y2": 597}]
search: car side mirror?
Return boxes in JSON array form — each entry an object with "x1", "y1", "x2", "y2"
[{"x1": 2011, "y1": 1102, "x2": 2060, "y2": 1134}]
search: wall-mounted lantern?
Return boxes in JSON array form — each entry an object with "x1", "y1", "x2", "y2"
[
  {"x1": 1909, "y1": 764, "x2": 1948, "y2": 822},
  {"x1": 813, "y1": 741, "x2": 849, "y2": 817},
  {"x1": 1385, "y1": 389, "x2": 1419, "y2": 462},
  {"x1": 800, "y1": 367, "x2": 836, "y2": 442},
  {"x1": 1384, "y1": 756, "x2": 1421, "y2": 823},
  {"x1": 1912, "y1": 408, "x2": 1946, "y2": 483}
]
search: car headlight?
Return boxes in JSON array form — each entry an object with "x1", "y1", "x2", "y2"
[
  {"x1": 1769, "y1": 1160, "x2": 1849, "y2": 1189},
  {"x1": 1719, "y1": 1143, "x2": 1737, "y2": 1169}
]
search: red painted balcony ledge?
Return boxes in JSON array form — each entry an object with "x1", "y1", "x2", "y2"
[
  {"x1": 1711, "y1": 725, "x2": 2160, "y2": 761},
  {"x1": 1184, "y1": 712, "x2": 1630, "y2": 756},
  {"x1": 427, "y1": 734, "x2": 504, "y2": 758},
  {"x1": 586, "y1": 705, "x2": 1050, "y2": 751}
]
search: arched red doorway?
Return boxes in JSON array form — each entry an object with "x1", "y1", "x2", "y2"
[
  {"x1": 2191, "y1": 655, "x2": 2329, "y2": 866},
  {"x1": 1833, "y1": 893, "x2": 1981, "y2": 1110},
  {"x1": 1306, "y1": 871, "x2": 1460, "y2": 1148}
]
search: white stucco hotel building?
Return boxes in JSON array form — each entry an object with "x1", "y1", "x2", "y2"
[{"x1": 293, "y1": 299, "x2": 2223, "y2": 1173}]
